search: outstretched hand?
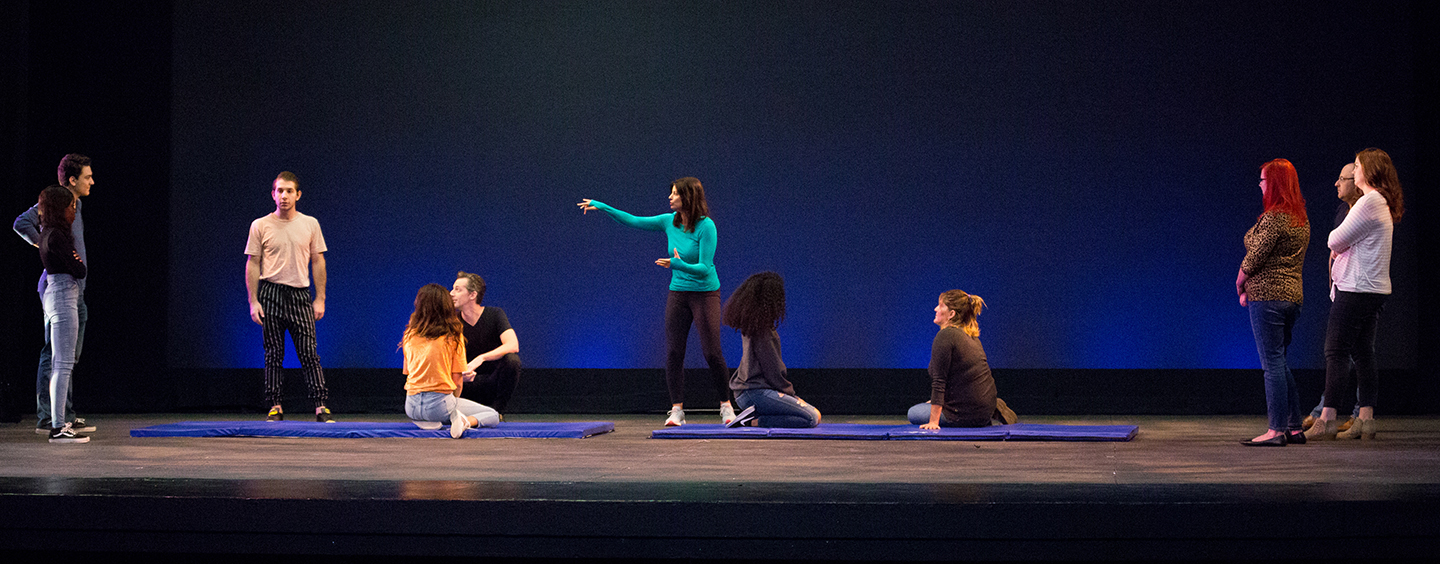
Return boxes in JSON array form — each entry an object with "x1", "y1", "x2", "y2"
[
  {"x1": 656, "y1": 248, "x2": 680, "y2": 268},
  {"x1": 577, "y1": 199, "x2": 598, "y2": 214}
]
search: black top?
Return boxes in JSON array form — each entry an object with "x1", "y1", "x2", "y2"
[
  {"x1": 461, "y1": 306, "x2": 512, "y2": 374},
  {"x1": 729, "y1": 328, "x2": 795, "y2": 395},
  {"x1": 929, "y1": 326, "x2": 996, "y2": 426},
  {"x1": 39, "y1": 226, "x2": 86, "y2": 280}
]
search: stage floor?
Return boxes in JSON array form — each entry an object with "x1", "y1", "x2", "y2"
[{"x1": 4, "y1": 414, "x2": 1440, "y2": 560}]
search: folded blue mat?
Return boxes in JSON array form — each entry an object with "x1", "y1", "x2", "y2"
[
  {"x1": 651, "y1": 423, "x2": 1138, "y2": 441},
  {"x1": 130, "y1": 421, "x2": 614, "y2": 439}
]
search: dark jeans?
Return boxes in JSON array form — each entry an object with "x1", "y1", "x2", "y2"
[
  {"x1": 664, "y1": 290, "x2": 730, "y2": 405},
  {"x1": 1324, "y1": 291, "x2": 1386, "y2": 411},
  {"x1": 462, "y1": 353, "x2": 522, "y2": 413},
  {"x1": 1248, "y1": 300, "x2": 1302, "y2": 432},
  {"x1": 735, "y1": 388, "x2": 819, "y2": 428}
]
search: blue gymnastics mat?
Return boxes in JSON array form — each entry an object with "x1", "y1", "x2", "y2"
[
  {"x1": 130, "y1": 421, "x2": 615, "y2": 439},
  {"x1": 651, "y1": 423, "x2": 1138, "y2": 441}
]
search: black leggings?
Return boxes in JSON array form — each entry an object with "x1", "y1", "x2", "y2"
[
  {"x1": 664, "y1": 290, "x2": 730, "y2": 406},
  {"x1": 1324, "y1": 291, "x2": 1387, "y2": 410}
]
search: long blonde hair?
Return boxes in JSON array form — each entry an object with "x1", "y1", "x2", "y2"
[{"x1": 939, "y1": 289, "x2": 986, "y2": 337}]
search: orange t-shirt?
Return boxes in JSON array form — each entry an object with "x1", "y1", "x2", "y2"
[{"x1": 402, "y1": 334, "x2": 467, "y2": 394}]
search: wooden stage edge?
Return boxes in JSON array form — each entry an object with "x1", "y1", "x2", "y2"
[{"x1": 3, "y1": 414, "x2": 1439, "y2": 561}]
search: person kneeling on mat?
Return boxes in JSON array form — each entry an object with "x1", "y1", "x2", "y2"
[
  {"x1": 400, "y1": 284, "x2": 500, "y2": 438},
  {"x1": 722, "y1": 272, "x2": 820, "y2": 428},
  {"x1": 908, "y1": 289, "x2": 1017, "y2": 429}
]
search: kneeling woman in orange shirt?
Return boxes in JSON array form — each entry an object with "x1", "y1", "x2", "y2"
[{"x1": 401, "y1": 283, "x2": 500, "y2": 438}]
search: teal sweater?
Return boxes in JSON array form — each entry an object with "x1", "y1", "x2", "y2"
[{"x1": 590, "y1": 200, "x2": 719, "y2": 292}]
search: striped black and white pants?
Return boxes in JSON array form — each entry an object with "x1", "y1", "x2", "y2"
[{"x1": 259, "y1": 280, "x2": 328, "y2": 407}]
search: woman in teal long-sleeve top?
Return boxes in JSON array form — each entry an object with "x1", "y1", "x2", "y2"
[{"x1": 578, "y1": 177, "x2": 734, "y2": 427}]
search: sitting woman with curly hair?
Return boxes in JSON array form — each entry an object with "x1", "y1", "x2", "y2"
[{"x1": 721, "y1": 271, "x2": 820, "y2": 428}]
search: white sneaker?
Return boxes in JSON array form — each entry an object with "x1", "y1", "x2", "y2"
[
  {"x1": 665, "y1": 408, "x2": 685, "y2": 426},
  {"x1": 412, "y1": 421, "x2": 443, "y2": 430},
  {"x1": 450, "y1": 408, "x2": 470, "y2": 439},
  {"x1": 720, "y1": 403, "x2": 737, "y2": 425}
]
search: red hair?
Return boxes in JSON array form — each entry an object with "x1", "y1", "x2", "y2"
[{"x1": 1260, "y1": 159, "x2": 1307, "y2": 227}]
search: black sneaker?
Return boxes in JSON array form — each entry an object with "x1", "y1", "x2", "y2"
[
  {"x1": 266, "y1": 407, "x2": 284, "y2": 422},
  {"x1": 49, "y1": 424, "x2": 90, "y2": 444},
  {"x1": 70, "y1": 418, "x2": 96, "y2": 433},
  {"x1": 725, "y1": 405, "x2": 757, "y2": 428},
  {"x1": 316, "y1": 407, "x2": 334, "y2": 423}
]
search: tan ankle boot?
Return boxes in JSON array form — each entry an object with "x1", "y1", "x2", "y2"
[
  {"x1": 1304, "y1": 418, "x2": 1337, "y2": 441},
  {"x1": 1337, "y1": 418, "x2": 1377, "y2": 440}
]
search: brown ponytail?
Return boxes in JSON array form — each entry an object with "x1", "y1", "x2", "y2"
[{"x1": 939, "y1": 289, "x2": 986, "y2": 337}]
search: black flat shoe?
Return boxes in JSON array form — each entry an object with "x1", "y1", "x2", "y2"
[
  {"x1": 1287, "y1": 431, "x2": 1307, "y2": 445},
  {"x1": 1240, "y1": 434, "x2": 1287, "y2": 446}
]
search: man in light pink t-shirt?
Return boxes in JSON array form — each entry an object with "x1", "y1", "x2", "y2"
[{"x1": 244, "y1": 171, "x2": 333, "y2": 423}]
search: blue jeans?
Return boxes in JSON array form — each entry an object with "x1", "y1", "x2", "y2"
[
  {"x1": 36, "y1": 288, "x2": 86, "y2": 427},
  {"x1": 41, "y1": 275, "x2": 82, "y2": 430},
  {"x1": 1249, "y1": 300, "x2": 1302, "y2": 432},
  {"x1": 907, "y1": 402, "x2": 993, "y2": 427},
  {"x1": 405, "y1": 392, "x2": 499, "y2": 428},
  {"x1": 735, "y1": 389, "x2": 819, "y2": 428}
]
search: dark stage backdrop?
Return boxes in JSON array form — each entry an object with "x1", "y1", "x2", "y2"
[{"x1": 165, "y1": 1, "x2": 1423, "y2": 372}]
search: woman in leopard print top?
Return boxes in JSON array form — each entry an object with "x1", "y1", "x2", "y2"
[{"x1": 1235, "y1": 158, "x2": 1309, "y2": 446}]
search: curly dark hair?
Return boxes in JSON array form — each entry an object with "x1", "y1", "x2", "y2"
[
  {"x1": 400, "y1": 283, "x2": 463, "y2": 350},
  {"x1": 723, "y1": 271, "x2": 786, "y2": 337}
]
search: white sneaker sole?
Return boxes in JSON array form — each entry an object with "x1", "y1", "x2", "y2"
[{"x1": 450, "y1": 410, "x2": 469, "y2": 438}]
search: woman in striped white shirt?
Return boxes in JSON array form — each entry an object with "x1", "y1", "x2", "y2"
[{"x1": 1306, "y1": 148, "x2": 1405, "y2": 441}]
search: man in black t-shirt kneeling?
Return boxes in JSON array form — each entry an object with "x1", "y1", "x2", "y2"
[{"x1": 449, "y1": 271, "x2": 522, "y2": 416}]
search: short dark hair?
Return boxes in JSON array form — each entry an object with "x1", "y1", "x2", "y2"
[
  {"x1": 275, "y1": 171, "x2": 300, "y2": 190},
  {"x1": 457, "y1": 271, "x2": 486, "y2": 305},
  {"x1": 57, "y1": 154, "x2": 91, "y2": 186},
  {"x1": 38, "y1": 184, "x2": 75, "y2": 231}
]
